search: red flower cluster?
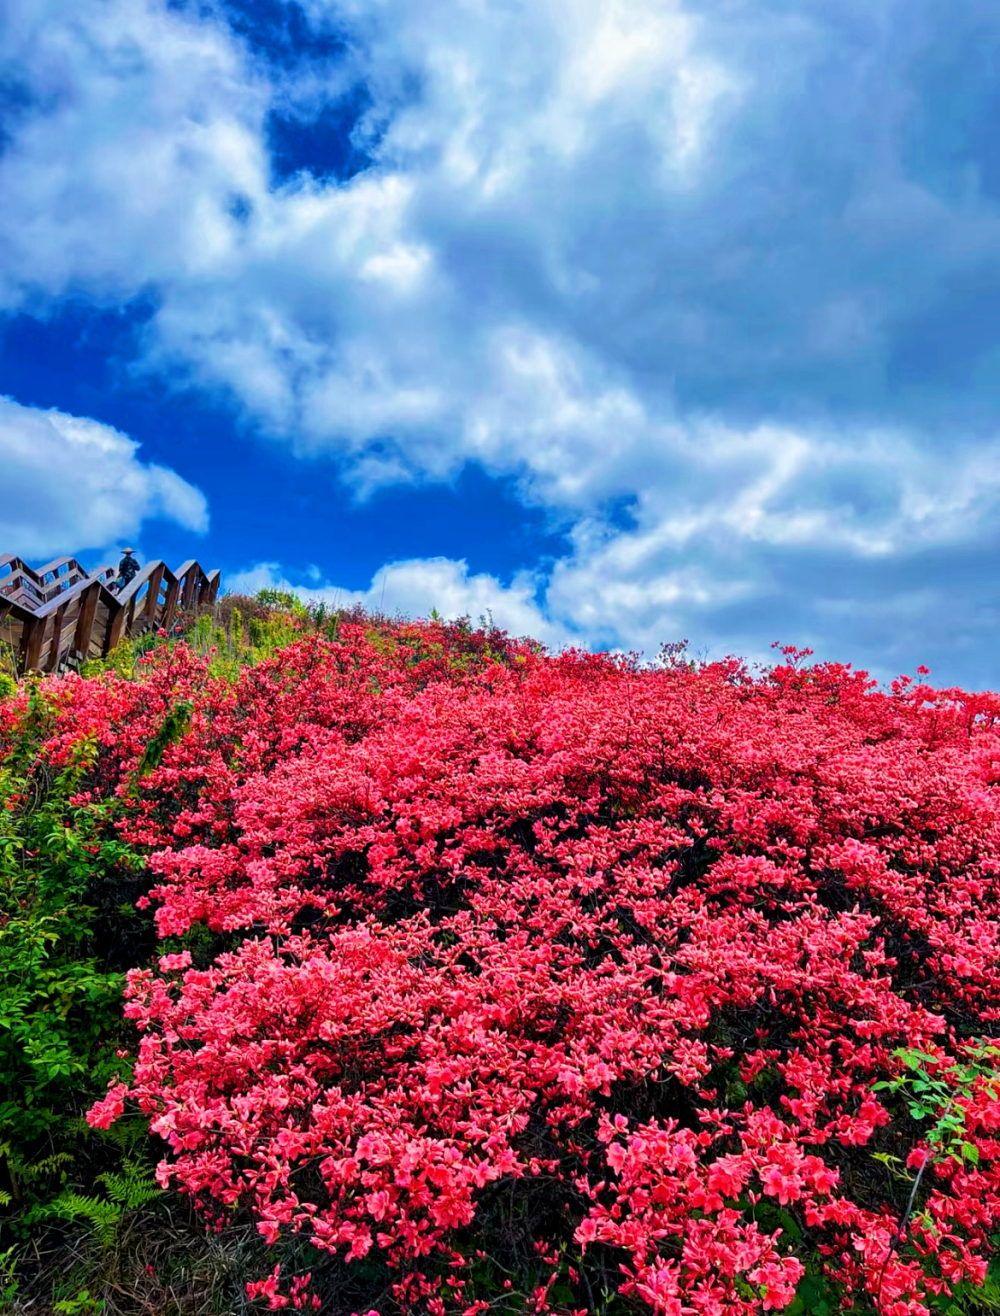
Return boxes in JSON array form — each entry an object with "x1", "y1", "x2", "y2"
[{"x1": 8, "y1": 620, "x2": 1000, "y2": 1315}]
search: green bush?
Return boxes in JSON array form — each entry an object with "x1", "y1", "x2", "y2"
[{"x1": 0, "y1": 685, "x2": 153, "y2": 1230}]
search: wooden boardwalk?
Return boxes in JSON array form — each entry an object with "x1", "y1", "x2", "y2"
[{"x1": 0, "y1": 554, "x2": 220, "y2": 676}]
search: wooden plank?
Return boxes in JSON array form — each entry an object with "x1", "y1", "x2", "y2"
[
  {"x1": 3, "y1": 572, "x2": 47, "y2": 610},
  {"x1": 125, "y1": 589, "x2": 139, "y2": 636},
  {"x1": 57, "y1": 596, "x2": 82, "y2": 670},
  {"x1": 21, "y1": 617, "x2": 46, "y2": 673},
  {"x1": 45, "y1": 601, "x2": 71, "y2": 673},
  {"x1": 35, "y1": 557, "x2": 87, "y2": 601},
  {"x1": 103, "y1": 597, "x2": 127, "y2": 656},
  {"x1": 162, "y1": 575, "x2": 180, "y2": 631},
  {"x1": 180, "y1": 566, "x2": 200, "y2": 610},
  {"x1": 74, "y1": 582, "x2": 101, "y2": 655},
  {"x1": 144, "y1": 565, "x2": 165, "y2": 623},
  {"x1": 61, "y1": 595, "x2": 84, "y2": 668},
  {"x1": 89, "y1": 600, "x2": 111, "y2": 660},
  {"x1": 30, "y1": 568, "x2": 111, "y2": 621},
  {"x1": 1, "y1": 557, "x2": 44, "y2": 590},
  {"x1": 0, "y1": 614, "x2": 23, "y2": 673}
]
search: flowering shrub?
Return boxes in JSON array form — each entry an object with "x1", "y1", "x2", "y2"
[{"x1": 4, "y1": 620, "x2": 1000, "y2": 1314}]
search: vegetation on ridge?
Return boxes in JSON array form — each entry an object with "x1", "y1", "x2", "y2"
[{"x1": 0, "y1": 592, "x2": 999, "y2": 1315}]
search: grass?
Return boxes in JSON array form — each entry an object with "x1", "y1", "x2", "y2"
[{"x1": 4, "y1": 1196, "x2": 269, "y2": 1315}]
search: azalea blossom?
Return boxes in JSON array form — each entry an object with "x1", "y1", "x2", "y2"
[{"x1": 4, "y1": 619, "x2": 997, "y2": 1314}]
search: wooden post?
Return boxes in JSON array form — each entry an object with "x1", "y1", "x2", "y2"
[
  {"x1": 74, "y1": 582, "x2": 101, "y2": 655},
  {"x1": 21, "y1": 617, "x2": 46, "y2": 673},
  {"x1": 144, "y1": 565, "x2": 165, "y2": 623},
  {"x1": 0, "y1": 605, "x2": 21, "y2": 675},
  {"x1": 45, "y1": 601, "x2": 70, "y2": 672},
  {"x1": 103, "y1": 598, "x2": 127, "y2": 656},
  {"x1": 89, "y1": 599, "x2": 110, "y2": 661},
  {"x1": 181, "y1": 568, "x2": 199, "y2": 611},
  {"x1": 162, "y1": 576, "x2": 180, "y2": 632}
]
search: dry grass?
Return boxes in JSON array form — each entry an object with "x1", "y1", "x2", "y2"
[{"x1": 2, "y1": 1199, "x2": 268, "y2": 1316}]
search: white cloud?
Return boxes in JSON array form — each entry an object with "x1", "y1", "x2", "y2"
[
  {"x1": 0, "y1": 396, "x2": 209, "y2": 560},
  {"x1": 6, "y1": 0, "x2": 1000, "y2": 686},
  {"x1": 3, "y1": 0, "x2": 992, "y2": 549},
  {"x1": 0, "y1": 0, "x2": 270, "y2": 307},
  {"x1": 0, "y1": 0, "x2": 737, "y2": 480}
]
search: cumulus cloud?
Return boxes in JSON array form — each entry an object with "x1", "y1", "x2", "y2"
[
  {"x1": 5, "y1": 0, "x2": 1000, "y2": 683},
  {"x1": 4, "y1": 0, "x2": 997, "y2": 477},
  {"x1": 0, "y1": 0, "x2": 272, "y2": 308},
  {"x1": 0, "y1": 396, "x2": 209, "y2": 560}
]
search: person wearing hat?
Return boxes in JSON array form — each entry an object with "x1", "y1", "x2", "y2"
[{"x1": 116, "y1": 548, "x2": 140, "y2": 590}]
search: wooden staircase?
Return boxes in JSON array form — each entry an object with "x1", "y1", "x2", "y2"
[{"x1": 0, "y1": 554, "x2": 221, "y2": 676}]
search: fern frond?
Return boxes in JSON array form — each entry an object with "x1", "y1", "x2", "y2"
[
  {"x1": 8, "y1": 1150, "x2": 74, "y2": 1181},
  {"x1": 97, "y1": 1160, "x2": 161, "y2": 1210},
  {"x1": 95, "y1": 1116, "x2": 149, "y2": 1153},
  {"x1": 36, "y1": 1190, "x2": 123, "y2": 1247}
]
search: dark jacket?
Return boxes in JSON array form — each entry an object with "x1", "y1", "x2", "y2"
[{"x1": 117, "y1": 555, "x2": 139, "y2": 585}]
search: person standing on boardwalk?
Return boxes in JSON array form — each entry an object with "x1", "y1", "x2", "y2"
[{"x1": 116, "y1": 548, "x2": 140, "y2": 591}]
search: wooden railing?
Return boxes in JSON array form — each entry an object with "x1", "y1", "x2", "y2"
[{"x1": 0, "y1": 555, "x2": 221, "y2": 676}]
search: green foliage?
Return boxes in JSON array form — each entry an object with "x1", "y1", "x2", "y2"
[
  {"x1": 136, "y1": 700, "x2": 194, "y2": 778},
  {"x1": 865, "y1": 1045, "x2": 1000, "y2": 1312},
  {"x1": 873, "y1": 1042, "x2": 1000, "y2": 1166},
  {"x1": 189, "y1": 613, "x2": 214, "y2": 650},
  {"x1": 180, "y1": 598, "x2": 308, "y2": 680},
  {"x1": 80, "y1": 638, "x2": 136, "y2": 681},
  {"x1": 785, "y1": 1274, "x2": 838, "y2": 1316},
  {"x1": 0, "y1": 686, "x2": 150, "y2": 1231},
  {"x1": 0, "y1": 674, "x2": 16, "y2": 702},
  {"x1": 199, "y1": 608, "x2": 304, "y2": 681},
  {"x1": 0, "y1": 1244, "x2": 18, "y2": 1306},
  {"x1": 51, "y1": 1286, "x2": 105, "y2": 1314},
  {"x1": 26, "y1": 1158, "x2": 162, "y2": 1248},
  {"x1": 255, "y1": 588, "x2": 309, "y2": 620},
  {"x1": 245, "y1": 614, "x2": 300, "y2": 660}
]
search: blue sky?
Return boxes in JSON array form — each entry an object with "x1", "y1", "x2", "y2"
[{"x1": 3, "y1": 0, "x2": 1000, "y2": 689}]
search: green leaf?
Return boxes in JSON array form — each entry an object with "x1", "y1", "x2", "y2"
[{"x1": 791, "y1": 1275, "x2": 835, "y2": 1316}]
